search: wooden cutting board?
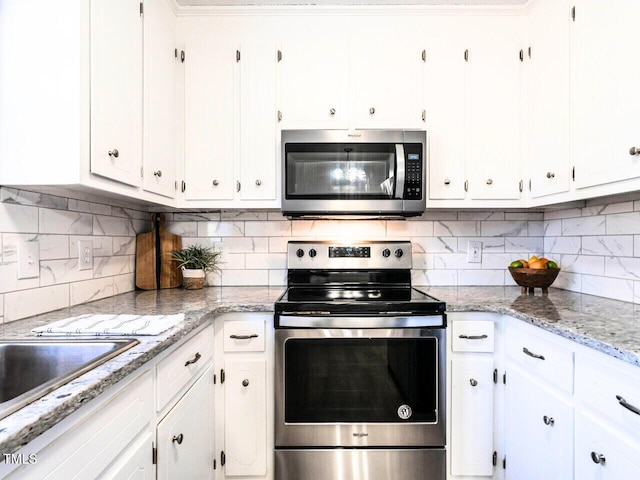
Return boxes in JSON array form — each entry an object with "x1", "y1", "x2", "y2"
[{"x1": 135, "y1": 213, "x2": 183, "y2": 290}]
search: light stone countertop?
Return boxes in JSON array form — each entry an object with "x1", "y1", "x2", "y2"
[{"x1": 0, "y1": 285, "x2": 639, "y2": 457}]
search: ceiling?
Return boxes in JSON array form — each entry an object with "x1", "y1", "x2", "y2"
[{"x1": 175, "y1": 0, "x2": 529, "y2": 6}]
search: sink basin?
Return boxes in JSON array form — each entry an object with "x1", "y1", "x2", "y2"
[{"x1": 0, "y1": 338, "x2": 139, "y2": 421}]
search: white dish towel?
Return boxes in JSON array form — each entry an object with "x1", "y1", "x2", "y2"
[{"x1": 32, "y1": 313, "x2": 185, "y2": 336}]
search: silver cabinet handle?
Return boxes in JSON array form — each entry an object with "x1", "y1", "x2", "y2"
[
  {"x1": 486, "y1": 179, "x2": 493, "y2": 185},
  {"x1": 630, "y1": 147, "x2": 640, "y2": 156},
  {"x1": 543, "y1": 415, "x2": 554, "y2": 426},
  {"x1": 422, "y1": 109, "x2": 426, "y2": 122},
  {"x1": 469, "y1": 378, "x2": 478, "y2": 387},
  {"x1": 236, "y1": 181, "x2": 241, "y2": 192},
  {"x1": 464, "y1": 180, "x2": 469, "y2": 192},
  {"x1": 591, "y1": 452, "x2": 606, "y2": 465},
  {"x1": 212, "y1": 179, "x2": 219, "y2": 186},
  {"x1": 523, "y1": 347, "x2": 545, "y2": 360},
  {"x1": 153, "y1": 170, "x2": 162, "y2": 177},
  {"x1": 444, "y1": 178, "x2": 451, "y2": 185},
  {"x1": 242, "y1": 379, "x2": 250, "y2": 387},
  {"x1": 329, "y1": 108, "x2": 336, "y2": 116},
  {"x1": 369, "y1": 107, "x2": 375, "y2": 115},
  {"x1": 184, "y1": 352, "x2": 201, "y2": 367},
  {"x1": 459, "y1": 334, "x2": 488, "y2": 340},
  {"x1": 616, "y1": 395, "x2": 640, "y2": 416},
  {"x1": 108, "y1": 149, "x2": 119, "y2": 158},
  {"x1": 255, "y1": 179, "x2": 262, "y2": 186},
  {"x1": 546, "y1": 172, "x2": 555, "y2": 179},
  {"x1": 230, "y1": 334, "x2": 258, "y2": 340},
  {"x1": 172, "y1": 433, "x2": 184, "y2": 444}
]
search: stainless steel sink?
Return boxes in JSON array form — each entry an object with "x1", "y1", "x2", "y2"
[{"x1": 0, "y1": 338, "x2": 139, "y2": 421}]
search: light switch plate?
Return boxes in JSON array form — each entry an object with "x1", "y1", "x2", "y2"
[
  {"x1": 17, "y1": 240, "x2": 39, "y2": 279},
  {"x1": 77, "y1": 240, "x2": 94, "y2": 271},
  {"x1": 467, "y1": 241, "x2": 482, "y2": 263}
]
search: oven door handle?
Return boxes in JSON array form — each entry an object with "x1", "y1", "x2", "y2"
[
  {"x1": 277, "y1": 315, "x2": 444, "y2": 329},
  {"x1": 395, "y1": 144, "x2": 405, "y2": 199}
]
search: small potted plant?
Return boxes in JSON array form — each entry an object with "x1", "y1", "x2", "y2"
[{"x1": 170, "y1": 245, "x2": 221, "y2": 290}]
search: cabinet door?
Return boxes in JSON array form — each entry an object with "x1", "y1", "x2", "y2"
[
  {"x1": 99, "y1": 431, "x2": 154, "y2": 480},
  {"x1": 183, "y1": 26, "x2": 235, "y2": 200},
  {"x1": 505, "y1": 365, "x2": 573, "y2": 480},
  {"x1": 575, "y1": 411, "x2": 640, "y2": 480},
  {"x1": 143, "y1": 0, "x2": 176, "y2": 199},
  {"x1": 426, "y1": 40, "x2": 466, "y2": 200},
  {"x1": 466, "y1": 36, "x2": 522, "y2": 200},
  {"x1": 572, "y1": 0, "x2": 640, "y2": 189},
  {"x1": 351, "y1": 38, "x2": 425, "y2": 129},
  {"x1": 450, "y1": 356, "x2": 494, "y2": 476},
  {"x1": 280, "y1": 38, "x2": 349, "y2": 130},
  {"x1": 224, "y1": 360, "x2": 267, "y2": 476},
  {"x1": 239, "y1": 41, "x2": 278, "y2": 201},
  {"x1": 529, "y1": 0, "x2": 571, "y2": 199},
  {"x1": 157, "y1": 366, "x2": 215, "y2": 480},
  {"x1": 90, "y1": 0, "x2": 143, "y2": 187}
]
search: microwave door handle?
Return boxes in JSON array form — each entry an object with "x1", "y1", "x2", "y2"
[{"x1": 395, "y1": 144, "x2": 405, "y2": 199}]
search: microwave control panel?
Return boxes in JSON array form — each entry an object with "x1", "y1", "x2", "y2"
[{"x1": 403, "y1": 144, "x2": 423, "y2": 200}]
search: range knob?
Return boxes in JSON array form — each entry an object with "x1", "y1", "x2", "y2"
[
  {"x1": 308, "y1": 248, "x2": 317, "y2": 258},
  {"x1": 394, "y1": 248, "x2": 404, "y2": 258},
  {"x1": 382, "y1": 248, "x2": 391, "y2": 258},
  {"x1": 296, "y1": 249, "x2": 304, "y2": 258}
]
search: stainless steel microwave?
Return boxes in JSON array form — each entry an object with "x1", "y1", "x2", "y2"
[{"x1": 281, "y1": 130, "x2": 426, "y2": 217}]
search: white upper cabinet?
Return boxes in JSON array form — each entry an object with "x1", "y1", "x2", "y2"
[
  {"x1": 529, "y1": 0, "x2": 571, "y2": 199},
  {"x1": 143, "y1": 0, "x2": 177, "y2": 199},
  {"x1": 183, "y1": 23, "x2": 236, "y2": 201},
  {"x1": 351, "y1": 38, "x2": 426, "y2": 130},
  {"x1": 279, "y1": 31, "x2": 424, "y2": 131},
  {"x1": 90, "y1": 0, "x2": 143, "y2": 187},
  {"x1": 426, "y1": 39, "x2": 466, "y2": 200},
  {"x1": 280, "y1": 37, "x2": 349, "y2": 130},
  {"x1": 239, "y1": 40, "x2": 278, "y2": 201},
  {"x1": 466, "y1": 31, "x2": 522, "y2": 201},
  {"x1": 571, "y1": 0, "x2": 640, "y2": 190}
]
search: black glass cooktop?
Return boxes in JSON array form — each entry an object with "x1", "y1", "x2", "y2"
[{"x1": 275, "y1": 287, "x2": 446, "y2": 316}]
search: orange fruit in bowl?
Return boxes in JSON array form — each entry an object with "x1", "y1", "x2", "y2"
[
  {"x1": 538, "y1": 257, "x2": 550, "y2": 266},
  {"x1": 528, "y1": 259, "x2": 547, "y2": 269},
  {"x1": 517, "y1": 259, "x2": 529, "y2": 268},
  {"x1": 528, "y1": 255, "x2": 538, "y2": 263}
]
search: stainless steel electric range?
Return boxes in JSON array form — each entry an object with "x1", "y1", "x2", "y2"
[{"x1": 274, "y1": 241, "x2": 447, "y2": 480}]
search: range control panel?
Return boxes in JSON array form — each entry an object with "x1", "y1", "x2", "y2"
[{"x1": 288, "y1": 241, "x2": 412, "y2": 270}]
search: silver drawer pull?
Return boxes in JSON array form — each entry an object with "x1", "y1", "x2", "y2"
[
  {"x1": 230, "y1": 334, "x2": 258, "y2": 340},
  {"x1": 543, "y1": 415, "x2": 554, "y2": 426},
  {"x1": 459, "y1": 334, "x2": 488, "y2": 340},
  {"x1": 523, "y1": 347, "x2": 545, "y2": 360},
  {"x1": 172, "y1": 433, "x2": 184, "y2": 444},
  {"x1": 469, "y1": 378, "x2": 478, "y2": 387},
  {"x1": 591, "y1": 452, "x2": 606, "y2": 465},
  {"x1": 242, "y1": 379, "x2": 250, "y2": 387},
  {"x1": 184, "y1": 352, "x2": 201, "y2": 367},
  {"x1": 616, "y1": 395, "x2": 640, "y2": 416}
]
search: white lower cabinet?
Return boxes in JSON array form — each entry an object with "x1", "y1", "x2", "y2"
[
  {"x1": 448, "y1": 313, "x2": 502, "y2": 480},
  {"x1": 157, "y1": 365, "x2": 215, "y2": 480},
  {"x1": 215, "y1": 313, "x2": 273, "y2": 480},
  {"x1": 100, "y1": 430, "x2": 155, "y2": 480},
  {"x1": 504, "y1": 365, "x2": 574, "y2": 480}
]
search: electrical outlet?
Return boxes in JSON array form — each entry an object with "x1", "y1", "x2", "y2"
[
  {"x1": 467, "y1": 241, "x2": 482, "y2": 263},
  {"x1": 17, "y1": 240, "x2": 39, "y2": 279},
  {"x1": 78, "y1": 240, "x2": 94, "y2": 271}
]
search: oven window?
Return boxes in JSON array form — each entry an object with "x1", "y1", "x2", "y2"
[
  {"x1": 285, "y1": 143, "x2": 396, "y2": 199},
  {"x1": 284, "y1": 338, "x2": 438, "y2": 423}
]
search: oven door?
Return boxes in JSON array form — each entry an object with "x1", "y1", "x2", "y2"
[{"x1": 275, "y1": 326, "x2": 445, "y2": 448}]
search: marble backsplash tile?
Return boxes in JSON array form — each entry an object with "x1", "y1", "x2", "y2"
[{"x1": 0, "y1": 187, "x2": 148, "y2": 322}]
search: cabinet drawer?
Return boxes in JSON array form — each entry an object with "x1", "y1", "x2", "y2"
[
  {"x1": 156, "y1": 324, "x2": 214, "y2": 411},
  {"x1": 224, "y1": 319, "x2": 265, "y2": 352},
  {"x1": 576, "y1": 350, "x2": 640, "y2": 437},
  {"x1": 505, "y1": 322, "x2": 574, "y2": 394},
  {"x1": 452, "y1": 320, "x2": 495, "y2": 353}
]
